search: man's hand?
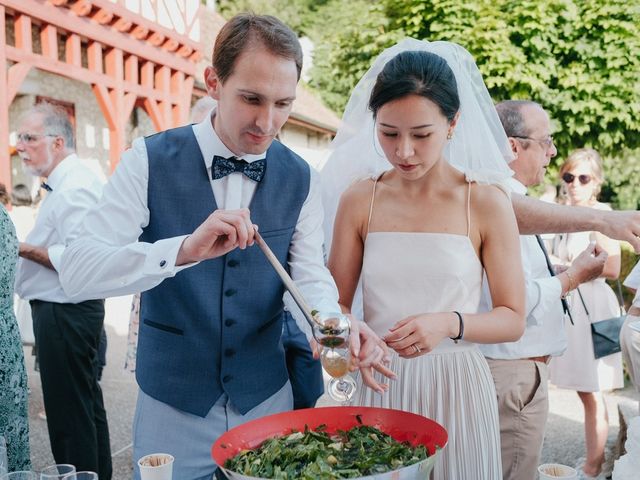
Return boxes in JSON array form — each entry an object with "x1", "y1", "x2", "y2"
[
  {"x1": 568, "y1": 242, "x2": 607, "y2": 284},
  {"x1": 596, "y1": 210, "x2": 640, "y2": 253},
  {"x1": 176, "y1": 208, "x2": 256, "y2": 265}
]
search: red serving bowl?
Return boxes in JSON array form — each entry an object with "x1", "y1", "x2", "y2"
[{"x1": 212, "y1": 406, "x2": 447, "y2": 480}]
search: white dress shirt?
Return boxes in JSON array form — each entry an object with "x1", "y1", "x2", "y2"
[
  {"x1": 59, "y1": 114, "x2": 340, "y2": 329},
  {"x1": 15, "y1": 154, "x2": 104, "y2": 302},
  {"x1": 624, "y1": 262, "x2": 640, "y2": 307},
  {"x1": 480, "y1": 177, "x2": 567, "y2": 359}
]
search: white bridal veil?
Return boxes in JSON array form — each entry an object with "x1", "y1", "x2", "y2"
[{"x1": 321, "y1": 38, "x2": 515, "y2": 254}]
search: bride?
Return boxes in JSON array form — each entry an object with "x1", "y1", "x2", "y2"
[{"x1": 322, "y1": 39, "x2": 525, "y2": 478}]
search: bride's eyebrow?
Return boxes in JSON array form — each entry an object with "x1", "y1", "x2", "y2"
[{"x1": 379, "y1": 123, "x2": 434, "y2": 129}]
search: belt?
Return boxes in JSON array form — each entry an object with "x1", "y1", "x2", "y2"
[
  {"x1": 629, "y1": 306, "x2": 640, "y2": 317},
  {"x1": 526, "y1": 355, "x2": 550, "y2": 364}
]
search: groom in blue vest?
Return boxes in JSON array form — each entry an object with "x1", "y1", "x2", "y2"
[{"x1": 58, "y1": 13, "x2": 397, "y2": 480}]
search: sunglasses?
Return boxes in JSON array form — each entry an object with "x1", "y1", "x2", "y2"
[{"x1": 562, "y1": 172, "x2": 592, "y2": 185}]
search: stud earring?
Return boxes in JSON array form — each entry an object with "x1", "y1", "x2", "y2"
[{"x1": 447, "y1": 131, "x2": 453, "y2": 140}]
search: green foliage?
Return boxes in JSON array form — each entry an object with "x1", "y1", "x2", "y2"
[
  {"x1": 306, "y1": 1, "x2": 401, "y2": 114},
  {"x1": 215, "y1": 0, "x2": 327, "y2": 35},
  {"x1": 307, "y1": 0, "x2": 640, "y2": 208}
]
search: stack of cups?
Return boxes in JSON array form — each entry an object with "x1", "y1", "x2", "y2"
[{"x1": 138, "y1": 454, "x2": 174, "y2": 480}]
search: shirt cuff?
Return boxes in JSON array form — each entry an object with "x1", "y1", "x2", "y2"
[
  {"x1": 142, "y1": 235, "x2": 198, "y2": 277},
  {"x1": 527, "y1": 276, "x2": 563, "y2": 326},
  {"x1": 48, "y1": 244, "x2": 65, "y2": 272}
]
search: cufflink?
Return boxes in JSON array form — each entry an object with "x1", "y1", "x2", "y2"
[{"x1": 159, "y1": 260, "x2": 167, "y2": 267}]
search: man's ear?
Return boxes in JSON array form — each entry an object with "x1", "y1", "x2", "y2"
[
  {"x1": 51, "y1": 135, "x2": 65, "y2": 152},
  {"x1": 508, "y1": 137, "x2": 519, "y2": 156},
  {"x1": 205, "y1": 66, "x2": 222, "y2": 101}
]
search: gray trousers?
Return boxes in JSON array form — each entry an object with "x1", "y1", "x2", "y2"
[
  {"x1": 133, "y1": 381, "x2": 293, "y2": 480},
  {"x1": 488, "y1": 358, "x2": 549, "y2": 480}
]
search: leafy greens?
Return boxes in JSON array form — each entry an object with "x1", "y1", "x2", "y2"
[{"x1": 224, "y1": 424, "x2": 428, "y2": 479}]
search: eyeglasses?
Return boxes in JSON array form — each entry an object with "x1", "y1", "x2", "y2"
[
  {"x1": 15, "y1": 133, "x2": 58, "y2": 145},
  {"x1": 512, "y1": 135, "x2": 554, "y2": 148},
  {"x1": 562, "y1": 172, "x2": 592, "y2": 185}
]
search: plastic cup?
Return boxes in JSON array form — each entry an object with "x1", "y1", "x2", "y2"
[
  {"x1": 538, "y1": 463, "x2": 578, "y2": 479},
  {"x1": 40, "y1": 464, "x2": 76, "y2": 479},
  {"x1": 1, "y1": 472, "x2": 38, "y2": 480},
  {"x1": 137, "y1": 454, "x2": 174, "y2": 480}
]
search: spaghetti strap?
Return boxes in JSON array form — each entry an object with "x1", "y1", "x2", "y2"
[
  {"x1": 466, "y1": 180, "x2": 472, "y2": 238},
  {"x1": 367, "y1": 173, "x2": 383, "y2": 234}
]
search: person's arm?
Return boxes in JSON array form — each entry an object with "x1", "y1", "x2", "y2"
[
  {"x1": 593, "y1": 230, "x2": 621, "y2": 280},
  {"x1": 59, "y1": 139, "x2": 195, "y2": 300},
  {"x1": 287, "y1": 169, "x2": 341, "y2": 317},
  {"x1": 511, "y1": 193, "x2": 640, "y2": 253},
  {"x1": 18, "y1": 242, "x2": 54, "y2": 270},
  {"x1": 524, "y1": 241, "x2": 607, "y2": 326},
  {"x1": 328, "y1": 179, "x2": 393, "y2": 392},
  {"x1": 385, "y1": 185, "x2": 526, "y2": 357}
]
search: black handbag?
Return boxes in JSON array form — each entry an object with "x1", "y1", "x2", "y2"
[{"x1": 576, "y1": 281, "x2": 626, "y2": 360}]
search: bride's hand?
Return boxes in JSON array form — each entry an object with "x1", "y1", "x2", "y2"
[{"x1": 384, "y1": 313, "x2": 457, "y2": 358}]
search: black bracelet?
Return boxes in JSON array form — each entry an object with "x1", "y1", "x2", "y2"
[{"x1": 450, "y1": 311, "x2": 464, "y2": 343}]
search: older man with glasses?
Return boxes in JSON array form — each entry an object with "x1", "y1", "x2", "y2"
[
  {"x1": 479, "y1": 100, "x2": 608, "y2": 480},
  {"x1": 14, "y1": 102, "x2": 112, "y2": 479}
]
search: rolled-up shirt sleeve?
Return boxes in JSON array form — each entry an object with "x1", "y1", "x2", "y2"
[
  {"x1": 520, "y1": 234, "x2": 563, "y2": 327},
  {"x1": 624, "y1": 262, "x2": 640, "y2": 290},
  {"x1": 524, "y1": 276, "x2": 562, "y2": 327},
  {"x1": 287, "y1": 169, "x2": 341, "y2": 338},
  {"x1": 59, "y1": 138, "x2": 194, "y2": 301}
]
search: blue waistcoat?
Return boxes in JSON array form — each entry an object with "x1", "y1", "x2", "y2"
[{"x1": 137, "y1": 125, "x2": 310, "y2": 416}]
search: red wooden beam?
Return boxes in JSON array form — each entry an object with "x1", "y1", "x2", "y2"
[
  {"x1": 87, "y1": 41, "x2": 103, "y2": 74},
  {"x1": 90, "y1": 0, "x2": 201, "y2": 54},
  {"x1": 113, "y1": 17, "x2": 132, "y2": 33},
  {"x1": 0, "y1": 5, "x2": 11, "y2": 190},
  {"x1": 92, "y1": 8, "x2": 113, "y2": 25},
  {"x1": 71, "y1": 0, "x2": 92, "y2": 17},
  {"x1": 15, "y1": 14, "x2": 32, "y2": 52},
  {"x1": 4, "y1": 0, "x2": 196, "y2": 74},
  {"x1": 65, "y1": 33, "x2": 81, "y2": 66},
  {"x1": 124, "y1": 55, "x2": 138, "y2": 85},
  {"x1": 141, "y1": 61, "x2": 154, "y2": 88},
  {"x1": 147, "y1": 32, "x2": 165, "y2": 47},
  {"x1": 143, "y1": 98, "x2": 165, "y2": 132},
  {"x1": 6, "y1": 46, "x2": 176, "y2": 104},
  {"x1": 41, "y1": 24, "x2": 59, "y2": 60},
  {"x1": 92, "y1": 84, "x2": 117, "y2": 130},
  {"x1": 7, "y1": 63, "x2": 32, "y2": 104}
]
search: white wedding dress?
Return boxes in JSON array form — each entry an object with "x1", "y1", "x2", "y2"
[{"x1": 351, "y1": 176, "x2": 502, "y2": 479}]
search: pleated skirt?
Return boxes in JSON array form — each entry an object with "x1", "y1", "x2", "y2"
[{"x1": 352, "y1": 345, "x2": 502, "y2": 480}]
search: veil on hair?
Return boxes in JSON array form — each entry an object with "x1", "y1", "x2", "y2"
[
  {"x1": 319, "y1": 38, "x2": 514, "y2": 320},
  {"x1": 321, "y1": 38, "x2": 514, "y2": 255}
]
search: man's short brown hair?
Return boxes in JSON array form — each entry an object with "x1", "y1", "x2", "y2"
[{"x1": 212, "y1": 13, "x2": 303, "y2": 84}]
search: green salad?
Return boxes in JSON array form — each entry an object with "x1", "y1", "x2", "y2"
[{"x1": 224, "y1": 424, "x2": 428, "y2": 479}]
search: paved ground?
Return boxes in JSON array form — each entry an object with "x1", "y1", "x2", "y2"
[{"x1": 26, "y1": 295, "x2": 639, "y2": 478}]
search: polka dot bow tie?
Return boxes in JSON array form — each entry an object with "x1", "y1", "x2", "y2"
[{"x1": 211, "y1": 155, "x2": 266, "y2": 183}]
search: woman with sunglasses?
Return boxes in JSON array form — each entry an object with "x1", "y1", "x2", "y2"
[{"x1": 549, "y1": 148, "x2": 623, "y2": 479}]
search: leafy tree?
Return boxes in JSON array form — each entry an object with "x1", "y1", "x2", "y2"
[
  {"x1": 309, "y1": 0, "x2": 640, "y2": 207},
  {"x1": 306, "y1": 1, "x2": 400, "y2": 114},
  {"x1": 215, "y1": 0, "x2": 328, "y2": 36}
]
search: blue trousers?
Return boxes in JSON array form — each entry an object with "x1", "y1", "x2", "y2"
[
  {"x1": 132, "y1": 381, "x2": 293, "y2": 480},
  {"x1": 282, "y1": 310, "x2": 324, "y2": 409}
]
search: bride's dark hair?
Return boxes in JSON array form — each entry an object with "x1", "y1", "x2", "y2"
[{"x1": 369, "y1": 50, "x2": 460, "y2": 122}]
